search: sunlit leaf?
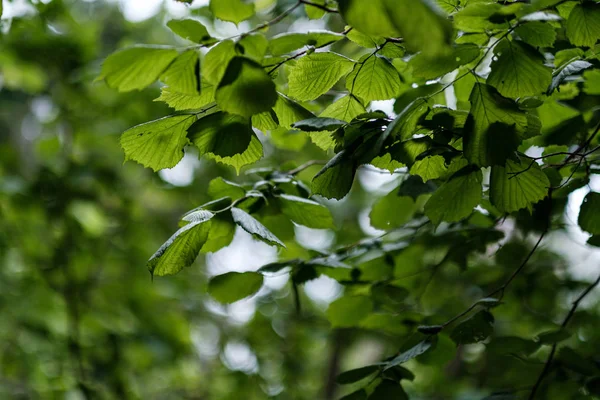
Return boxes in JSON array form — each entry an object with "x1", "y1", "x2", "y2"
[{"x1": 208, "y1": 272, "x2": 263, "y2": 303}]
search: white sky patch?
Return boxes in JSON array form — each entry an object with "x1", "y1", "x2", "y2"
[
  {"x1": 369, "y1": 100, "x2": 396, "y2": 117},
  {"x1": 222, "y1": 341, "x2": 259, "y2": 374},
  {"x1": 117, "y1": 0, "x2": 163, "y2": 22},
  {"x1": 158, "y1": 151, "x2": 200, "y2": 187},
  {"x1": 294, "y1": 225, "x2": 335, "y2": 252},
  {"x1": 304, "y1": 275, "x2": 342, "y2": 306}
]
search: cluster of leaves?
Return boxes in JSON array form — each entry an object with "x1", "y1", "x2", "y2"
[{"x1": 94, "y1": 0, "x2": 600, "y2": 398}]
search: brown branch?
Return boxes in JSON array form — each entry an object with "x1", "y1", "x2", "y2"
[
  {"x1": 528, "y1": 272, "x2": 600, "y2": 399},
  {"x1": 299, "y1": 0, "x2": 339, "y2": 13}
]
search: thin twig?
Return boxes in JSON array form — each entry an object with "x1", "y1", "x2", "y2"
[
  {"x1": 299, "y1": 0, "x2": 339, "y2": 13},
  {"x1": 287, "y1": 160, "x2": 327, "y2": 175},
  {"x1": 528, "y1": 272, "x2": 600, "y2": 399}
]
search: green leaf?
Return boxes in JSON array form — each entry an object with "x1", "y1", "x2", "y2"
[
  {"x1": 148, "y1": 212, "x2": 213, "y2": 276},
  {"x1": 293, "y1": 117, "x2": 345, "y2": 132},
  {"x1": 319, "y1": 95, "x2": 366, "y2": 122},
  {"x1": 269, "y1": 31, "x2": 344, "y2": 55},
  {"x1": 490, "y1": 159, "x2": 550, "y2": 213},
  {"x1": 167, "y1": 19, "x2": 213, "y2": 44},
  {"x1": 578, "y1": 192, "x2": 600, "y2": 234},
  {"x1": 338, "y1": 0, "x2": 399, "y2": 37},
  {"x1": 410, "y1": 156, "x2": 449, "y2": 182},
  {"x1": 208, "y1": 272, "x2": 263, "y2": 303},
  {"x1": 514, "y1": 21, "x2": 556, "y2": 48},
  {"x1": 160, "y1": 50, "x2": 200, "y2": 95},
  {"x1": 237, "y1": 34, "x2": 268, "y2": 62},
  {"x1": 548, "y1": 60, "x2": 593, "y2": 94},
  {"x1": 187, "y1": 112, "x2": 263, "y2": 173},
  {"x1": 566, "y1": 2, "x2": 600, "y2": 47},
  {"x1": 370, "y1": 191, "x2": 417, "y2": 230},
  {"x1": 273, "y1": 94, "x2": 315, "y2": 129},
  {"x1": 336, "y1": 365, "x2": 380, "y2": 384},
  {"x1": 346, "y1": 28, "x2": 386, "y2": 48},
  {"x1": 398, "y1": 175, "x2": 437, "y2": 200},
  {"x1": 536, "y1": 329, "x2": 572, "y2": 344},
  {"x1": 368, "y1": 380, "x2": 408, "y2": 400},
  {"x1": 424, "y1": 167, "x2": 483, "y2": 225},
  {"x1": 312, "y1": 152, "x2": 356, "y2": 199},
  {"x1": 454, "y1": 3, "x2": 505, "y2": 33},
  {"x1": 207, "y1": 177, "x2": 246, "y2": 200},
  {"x1": 584, "y1": 69, "x2": 600, "y2": 95},
  {"x1": 450, "y1": 310, "x2": 494, "y2": 345},
  {"x1": 278, "y1": 194, "x2": 334, "y2": 229},
  {"x1": 98, "y1": 46, "x2": 178, "y2": 92},
  {"x1": 346, "y1": 54, "x2": 402, "y2": 102},
  {"x1": 201, "y1": 214, "x2": 236, "y2": 253},
  {"x1": 155, "y1": 81, "x2": 215, "y2": 110},
  {"x1": 231, "y1": 207, "x2": 285, "y2": 247},
  {"x1": 287, "y1": 52, "x2": 355, "y2": 101},
  {"x1": 385, "y1": 338, "x2": 434, "y2": 369},
  {"x1": 326, "y1": 296, "x2": 373, "y2": 328},
  {"x1": 340, "y1": 390, "x2": 367, "y2": 400},
  {"x1": 464, "y1": 83, "x2": 538, "y2": 167},
  {"x1": 209, "y1": 0, "x2": 254, "y2": 24},
  {"x1": 215, "y1": 57, "x2": 277, "y2": 117},
  {"x1": 387, "y1": 99, "x2": 430, "y2": 140},
  {"x1": 487, "y1": 39, "x2": 552, "y2": 99},
  {"x1": 486, "y1": 336, "x2": 540, "y2": 355},
  {"x1": 305, "y1": 0, "x2": 327, "y2": 19},
  {"x1": 252, "y1": 110, "x2": 279, "y2": 132},
  {"x1": 203, "y1": 40, "x2": 237, "y2": 85},
  {"x1": 121, "y1": 115, "x2": 196, "y2": 172},
  {"x1": 408, "y1": 44, "x2": 480, "y2": 80}
]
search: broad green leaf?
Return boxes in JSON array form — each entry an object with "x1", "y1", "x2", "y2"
[
  {"x1": 346, "y1": 54, "x2": 402, "y2": 102},
  {"x1": 203, "y1": 40, "x2": 237, "y2": 85},
  {"x1": 490, "y1": 159, "x2": 550, "y2": 213},
  {"x1": 368, "y1": 380, "x2": 408, "y2": 400},
  {"x1": 319, "y1": 95, "x2": 366, "y2": 122},
  {"x1": 98, "y1": 46, "x2": 178, "y2": 92},
  {"x1": 453, "y1": 3, "x2": 505, "y2": 33},
  {"x1": 287, "y1": 52, "x2": 355, "y2": 101},
  {"x1": 578, "y1": 192, "x2": 600, "y2": 234},
  {"x1": 187, "y1": 112, "x2": 263, "y2": 173},
  {"x1": 424, "y1": 167, "x2": 482, "y2": 225},
  {"x1": 252, "y1": 110, "x2": 279, "y2": 132},
  {"x1": 514, "y1": 21, "x2": 556, "y2": 48},
  {"x1": 148, "y1": 212, "x2": 213, "y2": 276},
  {"x1": 312, "y1": 152, "x2": 356, "y2": 199},
  {"x1": 583, "y1": 69, "x2": 600, "y2": 95},
  {"x1": 209, "y1": 0, "x2": 254, "y2": 24},
  {"x1": 486, "y1": 336, "x2": 540, "y2": 355},
  {"x1": 487, "y1": 39, "x2": 552, "y2": 99},
  {"x1": 293, "y1": 117, "x2": 345, "y2": 132},
  {"x1": 370, "y1": 191, "x2": 417, "y2": 229},
  {"x1": 536, "y1": 329, "x2": 572, "y2": 345},
  {"x1": 398, "y1": 175, "x2": 437, "y2": 200},
  {"x1": 371, "y1": 137, "x2": 432, "y2": 172},
  {"x1": 378, "y1": 42, "x2": 406, "y2": 59},
  {"x1": 201, "y1": 214, "x2": 236, "y2": 253},
  {"x1": 273, "y1": 94, "x2": 315, "y2": 128},
  {"x1": 278, "y1": 194, "x2": 335, "y2": 229},
  {"x1": 207, "y1": 177, "x2": 246, "y2": 200},
  {"x1": 160, "y1": 50, "x2": 200, "y2": 94},
  {"x1": 450, "y1": 310, "x2": 494, "y2": 345},
  {"x1": 408, "y1": 44, "x2": 480, "y2": 80},
  {"x1": 326, "y1": 295, "x2": 373, "y2": 328},
  {"x1": 464, "y1": 83, "x2": 539, "y2": 166},
  {"x1": 121, "y1": 115, "x2": 196, "y2": 172},
  {"x1": 346, "y1": 28, "x2": 386, "y2": 48},
  {"x1": 337, "y1": 0, "x2": 399, "y2": 37},
  {"x1": 305, "y1": 0, "x2": 327, "y2": 19},
  {"x1": 566, "y1": 2, "x2": 600, "y2": 47},
  {"x1": 548, "y1": 60, "x2": 593, "y2": 94},
  {"x1": 269, "y1": 31, "x2": 344, "y2": 55},
  {"x1": 167, "y1": 19, "x2": 213, "y2": 44},
  {"x1": 336, "y1": 365, "x2": 380, "y2": 384},
  {"x1": 215, "y1": 57, "x2": 277, "y2": 117},
  {"x1": 231, "y1": 207, "x2": 285, "y2": 247},
  {"x1": 208, "y1": 272, "x2": 263, "y2": 303},
  {"x1": 155, "y1": 81, "x2": 215, "y2": 110},
  {"x1": 237, "y1": 34, "x2": 268, "y2": 62},
  {"x1": 387, "y1": 98, "x2": 430, "y2": 140},
  {"x1": 385, "y1": 338, "x2": 434, "y2": 369},
  {"x1": 410, "y1": 155, "x2": 449, "y2": 182}
]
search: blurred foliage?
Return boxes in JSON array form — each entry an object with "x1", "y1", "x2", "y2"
[{"x1": 1, "y1": 1, "x2": 600, "y2": 399}]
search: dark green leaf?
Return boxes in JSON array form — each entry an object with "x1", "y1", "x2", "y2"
[
  {"x1": 490, "y1": 159, "x2": 550, "y2": 213},
  {"x1": 579, "y1": 192, "x2": 600, "y2": 234},
  {"x1": 327, "y1": 296, "x2": 373, "y2": 328},
  {"x1": 385, "y1": 338, "x2": 434, "y2": 369},
  {"x1": 208, "y1": 271, "x2": 263, "y2": 303},
  {"x1": 336, "y1": 365, "x2": 380, "y2": 384},
  {"x1": 367, "y1": 380, "x2": 408, "y2": 400},
  {"x1": 278, "y1": 194, "x2": 335, "y2": 229},
  {"x1": 293, "y1": 117, "x2": 346, "y2": 132},
  {"x1": 566, "y1": 2, "x2": 600, "y2": 47},
  {"x1": 450, "y1": 310, "x2": 494, "y2": 345},
  {"x1": 536, "y1": 329, "x2": 572, "y2": 344},
  {"x1": 548, "y1": 60, "x2": 593, "y2": 94},
  {"x1": 231, "y1": 207, "x2": 285, "y2": 247},
  {"x1": 514, "y1": 21, "x2": 556, "y2": 48}
]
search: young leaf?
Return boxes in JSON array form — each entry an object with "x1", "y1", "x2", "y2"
[
  {"x1": 566, "y1": 2, "x2": 600, "y2": 47},
  {"x1": 148, "y1": 213, "x2": 213, "y2": 276},
  {"x1": 450, "y1": 310, "x2": 495, "y2": 345},
  {"x1": 578, "y1": 192, "x2": 600, "y2": 234},
  {"x1": 203, "y1": 40, "x2": 237, "y2": 85},
  {"x1": 160, "y1": 50, "x2": 200, "y2": 94},
  {"x1": 155, "y1": 81, "x2": 215, "y2": 110},
  {"x1": 319, "y1": 95, "x2": 366, "y2": 122},
  {"x1": 326, "y1": 296, "x2": 373, "y2": 328},
  {"x1": 187, "y1": 112, "x2": 263, "y2": 173},
  {"x1": 231, "y1": 207, "x2": 285, "y2": 247},
  {"x1": 487, "y1": 39, "x2": 552, "y2": 99},
  {"x1": 287, "y1": 52, "x2": 355, "y2": 101},
  {"x1": 215, "y1": 57, "x2": 277, "y2": 117},
  {"x1": 268, "y1": 31, "x2": 344, "y2": 55},
  {"x1": 167, "y1": 19, "x2": 213, "y2": 44},
  {"x1": 410, "y1": 155, "x2": 449, "y2": 182},
  {"x1": 292, "y1": 117, "x2": 345, "y2": 132},
  {"x1": 278, "y1": 194, "x2": 335, "y2": 229},
  {"x1": 346, "y1": 29, "x2": 386, "y2": 48},
  {"x1": 489, "y1": 159, "x2": 550, "y2": 213},
  {"x1": 121, "y1": 115, "x2": 196, "y2": 172},
  {"x1": 209, "y1": 0, "x2": 254, "y2": 24},
  {"x1": 98, "y1": 46, "x2": 178, "y2": 92},
  {"x1": 336, "y1": 365, "x2": 380, "y2": 384},
  {"x1": 208, "y1": 271, "x2": 263, "y2": 303},
  {"x1": 346, "y1": 54, "x2": 402, "y2": 102}
]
